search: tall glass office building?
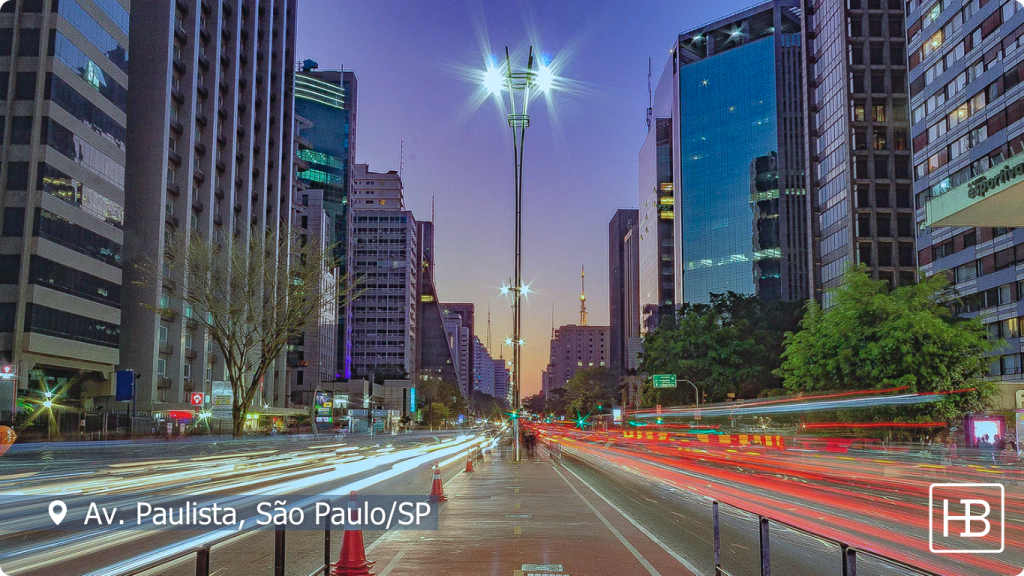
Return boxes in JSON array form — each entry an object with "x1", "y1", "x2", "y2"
[
  {"x1": 0, "y1": 0, "x2": 129, "y2": 418},
  {"x1": 675, "y1": 1, "x2": 808, "y2": 303},
  {"x1": 294, "y1": 62, "x2": 357, "y2": 379}
]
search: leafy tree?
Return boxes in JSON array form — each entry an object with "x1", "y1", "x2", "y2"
[
  {"x1": 638, "y1": 292, "x2": 803, "y2": 406},
  {"x1": 776, "y1": 267, "x2": 994, "y2": 423},
  {"x1": 565, "y1": 368, "x2": 620, "y2": 415},
  {"x1": 425, "y1": 402, "x2": 451, "y2": 427},
  {"x1": 156, "y1": 231, "x2": 355, "y2": 437},
  {"x1": 543, "y1": 388, "x2": 570, "y2": 417},
  {"x1": 417, "y1": 379, "x2": 464, "y2": 428},
  {"x1": 522, "y1": 394, "x2": 545, "y2": 414}
]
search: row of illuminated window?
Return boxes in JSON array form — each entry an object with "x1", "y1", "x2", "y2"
[
  {"x1": 1, "y1": 207, "x2": 121, "y2": 267},
  {"x1": 853, "y1": 126, "x2": 910, "y2": 151},
  {"x1": 0, "y1": 254, "x2": 120, "y2": 308},
  {"x1": 922, "y1": 140, "x2": 1024, "y2": 201},
  {"x1": 915, "y1": 97, "x2": 1024, "y2": 180},
  {"x1": 22, "y1": 303, "x2": 119, "y2": 348},
  {"x1": 53, "y1": 31, "x2": 128, "y2": 112},
  {"x1": 956, "y1": 280, "x2": 1021, "y2": 314},
  {"x1": 56, "y1": 0, "x2": 129, "y2": 73},
  {"x1": 297, "y1": 149, "x2": 345, "y2": 170}
]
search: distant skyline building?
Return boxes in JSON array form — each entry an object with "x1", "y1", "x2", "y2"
[
  {"x1": 348, "y1": 166, "x2": 418, "y2": 383},
  {"x1": 0, "y1": 0, "x2": 130, "y2": 413},
  {"x1": 493, "y1": 355, "x2": 510, "y2": 406},
  {"x1": 289, "y1": 188, "x2": 339, "y2": 406},
  {"x1": 609, "y1": 209, "x2": 639, "y2": 374},
  {"x1": 442, "y1": 303, "x2": 475, "y2": 396},
  {"x1": 910, "y1": 0, "x2": 1024, "y2": 411},
  {"x1": 801, "y1": 0, "x2": 916, "y2": 305},
  {"x1": 472, "y1": 335, "x2": 495, "y2": 396},
  {"x1": 294, "y1": 62, "x2": 357, "y2": 378},
  {"x1": 120, "y1": 0, "x2": 298, "y2": 411},
  {"x1": 638, "y1": 94, "x2": 677, "y2": 332},
  {"x1": 541, "y1": 324, "x2": 609, "y2": 398},
  {"x1": 673, "y1": 0, "x2": 809, "y2": 303}
]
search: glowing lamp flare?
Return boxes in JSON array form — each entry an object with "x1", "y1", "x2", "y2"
[
  {"x1": 535, "y1": 65, "x2": 554, "y2": 93},
  {"x1": 483, "y1": 65, "x2": 506, "y2": 95}
]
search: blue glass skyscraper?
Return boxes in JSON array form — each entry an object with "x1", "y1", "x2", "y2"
[{"x1": 673, "y1": 1, "x2": 808, "y2": 303}]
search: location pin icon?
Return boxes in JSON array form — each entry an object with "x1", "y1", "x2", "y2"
[{"x1": 48, "y1": 500, "x2": 67, "y2": 526}]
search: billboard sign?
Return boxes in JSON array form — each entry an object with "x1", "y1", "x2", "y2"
[
  {"x1": 115, "y1": 370, "x2": 134, "y2": 402},
  {"x1": 409, "y1": 388, "x2": 416, "y2": 412},
  {"x1": 189, "y1": 392, "x2": 204, "y2": 406},
  {"x1": 211, "y1": 381, "x2": 232, "y2": 406}
]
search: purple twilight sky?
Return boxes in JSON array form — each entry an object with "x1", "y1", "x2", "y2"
[{"x1": 296, "y1": 0, "x2": 756, "y2": 396}]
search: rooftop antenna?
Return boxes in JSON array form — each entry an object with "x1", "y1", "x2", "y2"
[
  {"x1": 579, "y1": 266, "x2": 588, "y2": 326},
  {"x1": 486, "y1": 301, "x2": 492, "y2": 354},
  {"x1": 431, "y1": 194, "x2": 435, "y2": 222},
  {"x1": 551, "y1": 301, "x2": 555, "y2": 338},
  {"x1": 400, "y1": 138, "x2": 405, "y2": 179},
  {"x1": 646, "y1": 57, "x2": 653, "y2": 130}
]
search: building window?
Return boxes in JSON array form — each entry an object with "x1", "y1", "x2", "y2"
[
  {"x1": 159, "y1": 325, "x2": 168, "y2": 343},
  {"x1": 157, "y1": 359, "x2": 166, "y2": 377}
]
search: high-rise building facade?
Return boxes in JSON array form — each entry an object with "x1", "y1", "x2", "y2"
[
  {"x1": 348, "y1": 166, "x2": 418, "y2": 383},
  {"x1": 441, "y1": 302, "x2": 474, "y2": 395},
  {"x1": 471, "y1": 336, "x2": 495, "y2": 397},
  {"x1": 120, "y1": 0, "x2": 298, "y2": 411},
  {"x1": 294, "y1": 62, "x2": 357, "y2": 378},
  {"x1": 802, "y1": 0, "x2": 916, "y2": 306},
  {"x1": 493, "y1": 356, "x2": 509, "y2": 407},
  {"x1": 0, "y1": 0, "x2": 130, "y2": 411},
  {"x1": 911, "y1": 0, "x2": 1024, "y2": 410},
  {"x1": 675, "y1": 1, "x2": 808, "y2": 303},
  {"x1": 608, "y1": 209, "x2": 639, "y2": 373},
  {"x1": 289, "y1": 188, "x2": 339, "y2": 406},
  {"x1": 541, "y1": 324, "x2": 609, "y2": 397},
  {"x1": 415, "y1": 220, "x2": 460, "y2": 390},
  {"x1": 638, "y1": 90, "x2": 676, "y2": 332}
]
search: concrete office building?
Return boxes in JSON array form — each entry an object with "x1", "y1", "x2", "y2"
[
  {"x1": 289, "y1": 188, "x2": 339, "y2": 406},
  {"x1": 493, "y1": 355, "x2": 509, "y2": 407},
  {"x1": 348, "y1": 165, "x2": 418, "y2": 383},
  {"x1": 0, "y1": 0, "x2": 130, "y2": 415},
  {"x1": 471, "y1": 336, "x2": 495, "y2": 397},
  {"x1": 442, "y1": 302, "x2": 474, "y2": 395},
  {"x1": 120, "y1": 0, "x2": 298, "y2": 411},
  {"x1": 637, "y1": 85, "x2": 677, "y2": 332},
  {"x1": 911, "y1": 0, "x2": 1024, "y2": 410},
  {"x1": 608, "y1": 209, "x2": 639, "y2": 373},
  {"x1": 294, "y1": 62, "x2": 357, "y2": 378},
  {"x1": 541, "y1": 324, "x2": 609, "y2": 397},
  {"x1": 801, "y1": 0, "x2": 917, "y2": 305},
  {"x1": 442, "y1": 309, "x2": 470, "y2": 396},
  {"x1": 673, "y1": 1, "x2": 809, "y2": 304}
]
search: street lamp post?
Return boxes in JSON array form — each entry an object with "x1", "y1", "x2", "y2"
[
  {"x1": 492, "y1": 47, "x2": 538, "y2": 463},
  {"x1": 681, "y1": 379, "x2": 699, "y2": 413}
]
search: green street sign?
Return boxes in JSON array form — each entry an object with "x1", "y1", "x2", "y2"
[{"x1": 653, "y1": 374, "x2": 677, "y2": 388}]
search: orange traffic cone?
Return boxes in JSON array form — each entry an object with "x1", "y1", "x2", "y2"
[
  {"x1": 429, "y1": 464, "x2": 448, "y2": 502},
  {"x1": 465, "y1": 453, "x2": 474, "y2": 473},
  {"x1": 331, "y1": 492, "x2": 375, "y2": 576}
]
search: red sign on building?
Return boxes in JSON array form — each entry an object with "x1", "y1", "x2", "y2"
[{"x1": 190, "y1": 392, "x2": 204, "y2": 406}]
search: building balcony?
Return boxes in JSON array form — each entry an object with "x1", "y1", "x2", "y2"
[
  {"x1": 170, "y1": 119, "x2": 183, "y2": 134},
  {"x1": 199, "y1": 27, "x2": 211, "y2": 43},
  {"x1": 159, "y1": 343, "x2": 174, "y2": 355},
  {"x1": 167, "y1": 183, "x2": 181, "y2": 197},
  {"x1": 216, "y1": 159, "x2": 226, "y2": 173},
  {"x1": 185, "y1": 348, "x2": 198, "y2": 360},
  {"x1": 192, "y1": 199, "x2": 204, "y2": 213},
  {"x1": 196, "y1": 83, "x2": 209, "y2": 98},
  {"x1": 213, "y1": 213, "x2": 223, "y2": 226},
  {"x1": 165, "y1": 215, "x2": 180, "y2": 229},
  {"x1": 196, "y1": 112, "x2": 208, "y2": 127},
  {"x1": 193, "y1": 168, "x2": 205, "y2": 183},
  {"x1": 186, "y1": 317, "x2": 198, "y2": 329},
  {"x1": 172, "y1": 56, "x2": 186, "y2": 73},
  {"x1": 195, "y1": 142, "x2": 207, "y2": 157},
  {"x1": 162, "y1": 276, "x2": 176, "y2": 291},
  {"x1": 215, "y1": 187, "x2": 225, "y2": 199},
  {"x1": 157, "y1": 377, "x2": 172, "y2": 389},
  {"x1": 234, "y1": 201, "x2": 242, "y2": 213},
  {"x1": 168, "y1": 151, "x2": 183, "y2": 166}
]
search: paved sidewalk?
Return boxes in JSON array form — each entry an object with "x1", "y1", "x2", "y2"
[{"x1": 363, "y1": 443, "x2": 696, "y2": 576}]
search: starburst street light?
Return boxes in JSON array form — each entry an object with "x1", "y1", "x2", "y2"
[{"x1": 480, "y1": 46, "x2": 557, "y2": 462}]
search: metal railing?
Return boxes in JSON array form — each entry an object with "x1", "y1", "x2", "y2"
[
  {"x1": 113, "y1": 509, "x2": 336, "y2": 576},
  {"x1": 708, "y1": 494, "x2": 941, "y2": 576}
]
